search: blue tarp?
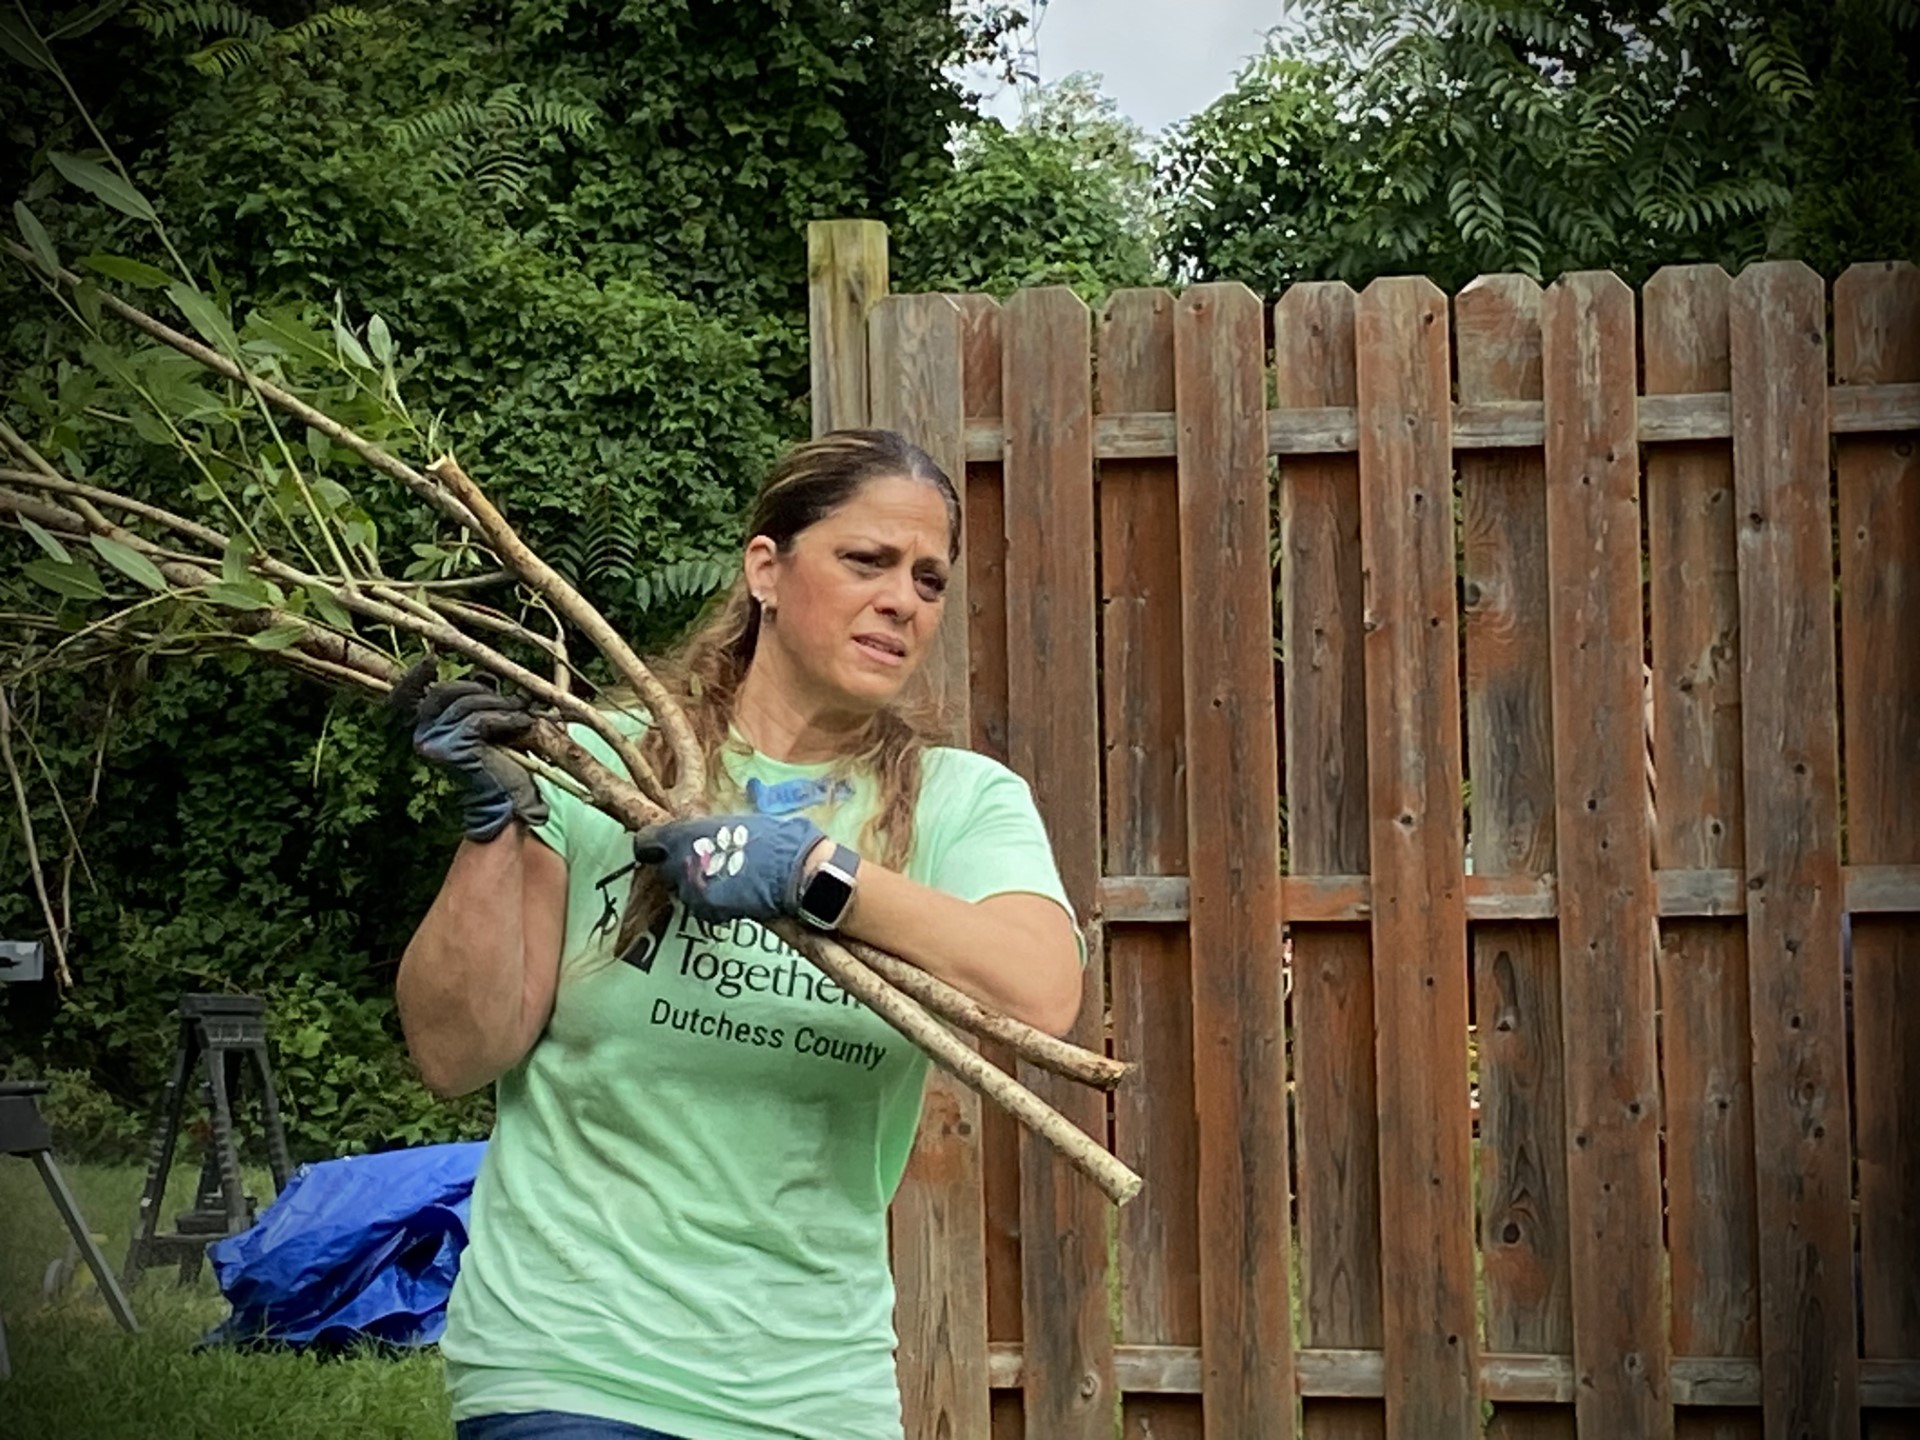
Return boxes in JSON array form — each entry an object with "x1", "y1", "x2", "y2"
[{"x1": 202, "y1": 1140, "x2": 487, "y2": 1352}]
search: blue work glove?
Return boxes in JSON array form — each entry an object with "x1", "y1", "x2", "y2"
[
  {"x1": 410, "y1": 678, "x2": 549, "y2": 842},
  {"x1": 631, "y1": 812, "x2": 826, "y2": 925}
]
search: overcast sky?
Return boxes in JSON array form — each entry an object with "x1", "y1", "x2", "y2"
[{"x1": 974, "y1": 0, "x2": 1290, "y2": 134}]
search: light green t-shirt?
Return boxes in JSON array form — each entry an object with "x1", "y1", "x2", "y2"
[{"x1": 440, "y1": 719, "x2": 1076, "y2": 1440}]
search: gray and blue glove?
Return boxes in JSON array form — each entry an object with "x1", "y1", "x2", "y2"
[
  {"x1": 631, "y1": 812, "x2": 826, "y2": 924},
  {"x1": 410, "y1": 678, "x2": 549, "y2": 842}
]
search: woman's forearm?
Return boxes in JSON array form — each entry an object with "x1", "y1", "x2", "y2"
[
  {"x1": 827, "y1": 855, "x2": 1084, "y2": 1037},
  {"x1": 395, "y1": 829, "x2": 565, "y2": 1096}
]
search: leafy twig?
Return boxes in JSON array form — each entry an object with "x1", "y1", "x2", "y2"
[{"x1": 2, "y1": 238, "x2": 483, "y2": 535}]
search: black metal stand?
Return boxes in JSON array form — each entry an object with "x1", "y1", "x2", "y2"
[
  {"x1": 0, "y1": 1079, "x2": 140, "y2": 1376},
  {"x1": 121, "y1": 994, "x2": 291, "y2": 1289}
]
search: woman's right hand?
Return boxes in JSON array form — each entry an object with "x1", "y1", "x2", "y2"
[{"x1": 411, "y1": 678, "x2": 550, "y2": 841}]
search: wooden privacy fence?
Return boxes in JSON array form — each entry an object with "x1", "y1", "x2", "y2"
[{"x1": 806, "y1": 221, "x2": 1920, "y2": 1440}]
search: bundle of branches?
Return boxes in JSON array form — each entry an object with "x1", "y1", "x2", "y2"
[{"x1": 0, "y1": 68, "x2": 1139, "y2": 1209}]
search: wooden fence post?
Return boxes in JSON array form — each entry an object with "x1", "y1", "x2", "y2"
[{"x1": 808, "y1": 219, "x2": 890, "y2": 436}]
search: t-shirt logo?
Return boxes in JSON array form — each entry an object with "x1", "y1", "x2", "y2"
[
  {"x1": 609, "y1": 901, "x2": 892, "y2": 1074},
  {"x1": 618, "y1": 899, "x2": 675, "y2": 974}
]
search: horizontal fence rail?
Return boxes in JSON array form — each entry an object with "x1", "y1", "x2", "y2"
[
  {"x1": 961, "y1": 382, "x2": 1920, "y2": 460},
  {"x1": 1098, "y1": 864, "x2": 1920, "y2": 923}
]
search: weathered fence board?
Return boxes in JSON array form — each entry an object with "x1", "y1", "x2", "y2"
[
  {"x1": 1644, "y1": 263, "x2": 1764, "y2": 1440},
  {"x1": 1540, "y1": 272, "x2": 1672, "y2": 1439},
  {"x1": 1729, "y1": 261, "x2": 1859, "y2": 1440},
  {"x1": 1098, "y1": 287, "x2": 1206, "y2": 1440},
  {"x1": 1278, "y1": 279, "x2": 1385, "y2": 1440},
  {"x1": 1173, "y1": 281, "x2": 1296, "y2": 1437},
  {"x1": 1353, "y1": 276, "x2": 1479, "y2": 1440},
  {"x1": 1001, "y1": 286, "x2": 1114, "y2": 1440},
  {"x1": 1456, "y1": 273, "x2": 1573, "y2": 1440},
  {"x1": 1835, "y1": 261, "x2": 1920, "y2": 1440},
  {"x1": 950, "y1": 294, "x2": 1030, "y2": 1440},
  {"x1": 870, "y1": 296, "x2": 972, "y2": 733},
  {"x1": 870, "y1": 293, "x2": 989, "y2": 1440}
]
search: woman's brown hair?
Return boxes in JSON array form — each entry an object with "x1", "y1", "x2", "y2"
[{"x1": 612, "y1": 428, "x2": 961, "y2": 954}]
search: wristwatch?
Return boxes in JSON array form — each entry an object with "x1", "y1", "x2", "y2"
[{"x1": 797, "y1": 843, "x2": 861, "y2": 931}]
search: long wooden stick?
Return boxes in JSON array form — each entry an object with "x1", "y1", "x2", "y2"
[
  {"x1": 846, "y1": 937, "x2": 1130, "y2": 1090},
  {"x1": 780, "y1": 928, "x2": 1140, "y2": 1203}
]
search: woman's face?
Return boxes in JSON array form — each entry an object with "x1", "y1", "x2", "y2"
[{"x1": 745, "y1": 473, "x2": 953, "y2": 714}]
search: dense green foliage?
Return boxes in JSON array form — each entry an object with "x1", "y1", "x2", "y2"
[
  {"x1": 1160, "y1": 0, "x2": 1920, "y2": 291},
  {"x1": 0, "y1": 0, "x2": 1024, "y2": 1160}
]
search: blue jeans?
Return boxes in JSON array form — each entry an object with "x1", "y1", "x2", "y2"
[{"x1": 455, "y1": 1411, "x2": 685, "y2": 1440}]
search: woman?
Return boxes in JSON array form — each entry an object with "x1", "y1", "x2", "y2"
[{"x1": 396, "y1": 428, "x2": 1084, "y2": 1440}]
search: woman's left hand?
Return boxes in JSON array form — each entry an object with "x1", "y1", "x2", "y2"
[{"x1": 632, "y1": 812, "x2": 826, "y2": 925}]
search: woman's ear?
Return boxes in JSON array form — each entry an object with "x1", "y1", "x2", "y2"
[{"x1": 742, "y1": 536, "x2": 780, "y2": 607}]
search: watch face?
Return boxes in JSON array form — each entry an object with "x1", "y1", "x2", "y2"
[{"x1": 803, "y1": 867, "x2": 855, "y2": 925}]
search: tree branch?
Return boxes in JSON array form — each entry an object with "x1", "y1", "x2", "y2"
[
  {"x1": 846, "y1": 937, "x2": 1131, "y2": 1090},
  {"x1": 782, "y1": 926, "x2": 1140, "y2": 1203},
  {"x1": 427, "y1": 457, "x2": 707, "y2": 809},
  {"x1": 0, "y1": 465, "x2": 231, "y2": 551},
  {"x1": 0, "y1": 486, "x2": 400, "y2": 685}
]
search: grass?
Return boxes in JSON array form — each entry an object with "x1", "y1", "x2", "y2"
[{"x1": 1, "y1": 1157, "x2": 452, "y2": 1440}]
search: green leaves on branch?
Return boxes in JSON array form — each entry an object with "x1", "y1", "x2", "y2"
[
  {"x1": 204, "y1": 581, "x2": 267, "y2": 610},
  {"x1": 79, "y1": 253, "x2": 176, "y2": 288},
  {"x1": 0, "y1": 11, "x2": 55, "y2": 71},
  {"x1": 18, "y1": 528, "x2": 170, "y2": 604},
  {"x1": 50, "y1": 151, "x2": 158, "y2": 223},
  {"x1": 167, "y1": 281, "x2": 240, "y2": 354},
  {"x1": 24, "y1": 556, "x2": 107, "y2": 602},
  {"x1": 89, "y1": 535, "x2": 168, "y2": 591},
  {"x1": 331, "y1": 318, "x2": 372, "y2": 370},
  {"x1": 14, "y1": 202, "x2": 59, "y2": 277},
  {"x1": 303, "y1": 584, "x2": 352, "y2": 630},
  {"x1": 366, "y1": 315, "x2": 393, "y2": 366},
  {"x1": 19, "y1": 517, "x2": 72, "y2": 564},
  {"x1": 246, "y1": 622, "x2": 306, "y2": 650}
]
